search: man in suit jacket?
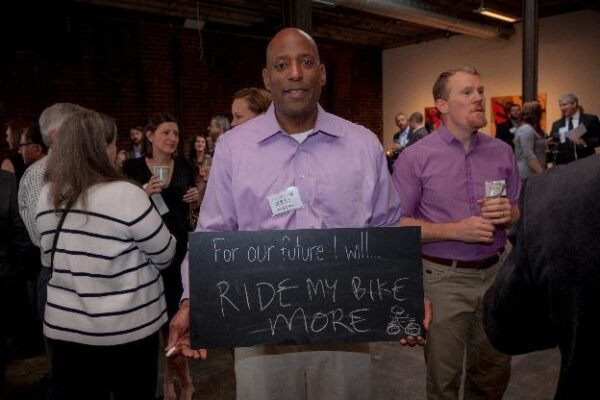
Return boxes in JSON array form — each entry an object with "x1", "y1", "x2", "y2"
[
  {"x1": 388, "y1": 112, "x2": 410, "y2": 173},
  {"x1": 495, "y1": 102, "x2": 521, "y2": 150},
  {"x1": 484, "y1": 154, "x2": 600, "y2": 400},
  {"x1": 406, "y1": 112, "x2": 429, "y2": 147},
  {"x1": 549, "y1": 93, "x2": 600, "y2": 165},
  {"x1": 392, "y1": 112, "x2": 410, "y2": 148}
]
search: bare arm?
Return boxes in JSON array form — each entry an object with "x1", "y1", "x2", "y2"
[
  {"x1": 167, "y1": 299, "x2": 208, "y2": 359},
  {"x1": 401, "y1": 198, "x2": 519, "y2": 243},
  {"x1": 400, "y1": 216, "x2": 495, "y2": 243},
  {"x1": 1, "y1": 159, "x2": 15, "y2": 174}
]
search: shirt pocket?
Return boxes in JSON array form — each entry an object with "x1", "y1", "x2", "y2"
[
  {"x1": 314, "y1": 174, "x2": 363, "y2": 226},
  {"x1": 422, "y1": 172, "x2": 465, "y2": 207}
]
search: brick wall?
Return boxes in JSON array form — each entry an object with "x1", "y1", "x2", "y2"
[{"x1": 1, "y1": 2, "x2": 382, "y2": 162}]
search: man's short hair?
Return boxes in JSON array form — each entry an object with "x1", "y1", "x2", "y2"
[
  {"x1": 504, "y1": 101, "x2": 520, "y2": 113},
  {"x1": 559, "y1": 93, "x2": 578, "y2": 106},
  {"x1": 23, "y1": 123, "x2": 48, "y2": 154},
  {"x1": 213, "y1": 115, "x2": 231, "y2": 132},
  {"x1": 409, "y1": 112, "x2": 424, "y2": 124},
  {"x1": 432, "y1": 65, "x2": 480, "y2": 101},
  {"x1": 39, "y1": 103, "x2": 86, "y2": 147}
]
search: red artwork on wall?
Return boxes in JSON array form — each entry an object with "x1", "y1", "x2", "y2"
[
  {"x1": 424, "y1": 107, "x2": 442, "y2": 132},
  {"x1": 490, "y1": 94, "x2": 547, "y2": 136}
]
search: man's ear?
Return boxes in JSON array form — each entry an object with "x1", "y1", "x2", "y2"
[
  {"x1": 33, "y1": 144, "x2": 42, "y2": 156},
  {"x1": 319, "y1": 63, "x2": 326, "y2": 87},
  {"x1": 435, "y1": 98, "x2": 448, "y2": 115},
  {"x1": 262, "y1": 68, "x2": 271, "y2": 92}
]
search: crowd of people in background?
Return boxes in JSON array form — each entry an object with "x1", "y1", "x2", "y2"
[
  {"x1": 388, "y1": 91, "x2": 600, "y2": 184},
  {"x1": 1, "y1": 26, "x2": 599, "y2": 400},
  {"x1": 0, "y1": 85, "x2": 271, "y2": 400}
]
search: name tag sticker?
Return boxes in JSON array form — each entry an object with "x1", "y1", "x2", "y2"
[
  {"x1": 151, "y1": 193, "x2": 169, "y2": 215},
  {"x1": 267, "y1": 186, "x2": 304, "y2": 217}
]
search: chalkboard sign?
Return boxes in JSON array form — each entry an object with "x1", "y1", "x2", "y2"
[{"x1": 189, "y1": 227, "x2": 423, "y2": 349}]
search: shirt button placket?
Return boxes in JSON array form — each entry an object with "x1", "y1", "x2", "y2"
[
  {"x1": 293, "y1": 145, "x2": 307, "y2": 217},
  {"x1": 465, "y1": 154, "x2": 477, "y2": 215}
]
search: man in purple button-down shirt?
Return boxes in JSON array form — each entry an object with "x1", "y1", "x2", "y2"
[
  {"x1": 167, "y1": 28, "x2": 427, "y2": 400},
  {"x1": 393, "y1": 66, "x2": 521, "y2": 400}
]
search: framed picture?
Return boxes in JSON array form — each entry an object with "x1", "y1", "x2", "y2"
[
  {"x1": 490, "y1": 94, "x2": 547, "y2": 136},
  {"x1": 424, "y1": 107, "x2": 442, "y2": 132}
]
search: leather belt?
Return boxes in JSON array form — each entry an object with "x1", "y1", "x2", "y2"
[{"x1": 422, "y1": 247, "x2": 504, "y2": 270}]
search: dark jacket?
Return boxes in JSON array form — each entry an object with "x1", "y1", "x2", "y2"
[
  {"x1": 550, "y1": 113, "x2": 600, "y2": 165},
  {"x1": 0, "y1": 171, "x2": 33, "y2": 282},
  {"x1": 484, "y1": 155, "x2": 600, "y2": 400},
  {"x1": 496, "y1": 120, "x2": 518, "y2": 150},
  {"x1": 407, "y1": 126, "x2": 429, "y2": 147}
]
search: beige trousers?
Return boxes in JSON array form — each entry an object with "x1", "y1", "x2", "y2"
[
  {"x1": 423, "y1": 249, "x2": 512, "y2": 400},
  {"x1": 234, "y1": 349, "x2": 370, "y2": 400}
]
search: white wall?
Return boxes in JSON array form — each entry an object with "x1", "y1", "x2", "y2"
[{"x1": 382, "y1": 10, "x2": 600, "y2": 148}]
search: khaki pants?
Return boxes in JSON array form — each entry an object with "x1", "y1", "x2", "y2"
[
  {"x1": 234, "y1": 349, "x2": 370, "y2": 400},
  {"x1": 423, "y1": 250, "x2": 511, "y2": 400}
]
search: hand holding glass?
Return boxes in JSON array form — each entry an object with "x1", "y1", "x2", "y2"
[{"x1": 153, "y1": 165, "x2": 170, "y2": 187}]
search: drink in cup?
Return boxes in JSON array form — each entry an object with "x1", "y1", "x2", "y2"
[
  {"x1": 484, "y1": 180, "x2": 506, "y2": 198},
  {"x1": 153, "y1": 165, "x2": 170, "y2": 187}
]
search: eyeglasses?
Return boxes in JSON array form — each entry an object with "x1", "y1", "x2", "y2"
[{"x1": 19, "y1": 142, "x2": 34, "y2": 147}]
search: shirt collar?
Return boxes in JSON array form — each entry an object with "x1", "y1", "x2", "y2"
[
  {"x1": 438, "y1": 123, "x2": 481, "y2": 148},
  {"x1": 257, "y1": 103, "x2": 344, "y2": 143}
]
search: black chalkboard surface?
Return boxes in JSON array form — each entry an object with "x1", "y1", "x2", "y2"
[{"x1": 189, "y1": 227, "x2": 423, "y2": 349}]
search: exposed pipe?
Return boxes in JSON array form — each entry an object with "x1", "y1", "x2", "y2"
[
  {"x1": 329, "y1": 0, "x2": 514, "y2": 40},
  {"x1": 522, "y1": 0, "x2": 538, "y2": 102}
]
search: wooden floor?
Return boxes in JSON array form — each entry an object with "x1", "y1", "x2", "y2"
[{"x1": 6, "y1": 343, "x2": 560, "y2": 399}]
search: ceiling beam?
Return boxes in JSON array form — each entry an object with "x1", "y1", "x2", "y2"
[{"x1": 332, "y1": 0, "x2": 515, "y2": 39}]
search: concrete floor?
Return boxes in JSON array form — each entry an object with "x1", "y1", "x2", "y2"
[{"x1": 6, "y1": 343, "x2": 560, "y2": 399}]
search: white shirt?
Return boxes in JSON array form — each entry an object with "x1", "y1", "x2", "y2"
[{"x1": 565, "y1": 111, "x2": 581, "y2": 130}]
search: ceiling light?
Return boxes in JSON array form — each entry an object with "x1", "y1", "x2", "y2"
[
  {"x1": 475, "y1": 0, "x2": 518, "y2": 23},
  {"x1": 477, "y1": 7, "x2": 518, "y2": 23}
]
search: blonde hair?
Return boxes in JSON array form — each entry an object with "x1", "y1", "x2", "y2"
[
  {"x1": 233, "y1": 87, "x2": 272, "y2": 115},
  {"x1": 432, "y1": 65, "x2": 480, "y2": 101}
]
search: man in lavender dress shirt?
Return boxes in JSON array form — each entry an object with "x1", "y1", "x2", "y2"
[
  {"x1": 167, "y1": 28, "x2": 428, "y2": 399},
  {"x1": 393, "y1": 66, "x2": 521, "y2": 400}
]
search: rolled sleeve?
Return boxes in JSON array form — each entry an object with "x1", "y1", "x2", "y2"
[
  {"x1": 391, "y1": 152, "x2": 421, "y2": 219},
  {"x1": 370, "y1": 142, "x2": 401, "y2": 227},
  {"x1": 506, "y1": 150, "x2": 522, "y2": 204}
]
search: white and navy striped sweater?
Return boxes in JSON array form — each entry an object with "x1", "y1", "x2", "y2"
[{"x1": 36, "y1": 181, "x2": 176, "y2": 346}]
